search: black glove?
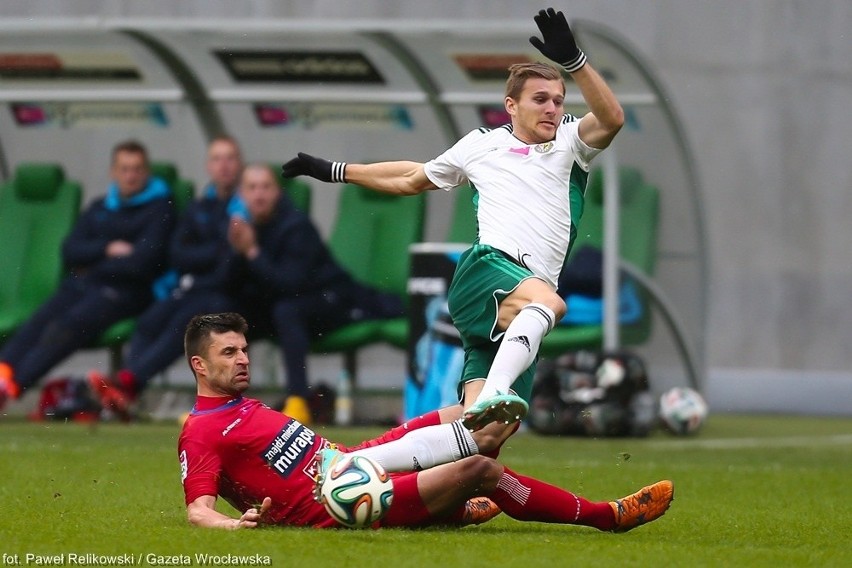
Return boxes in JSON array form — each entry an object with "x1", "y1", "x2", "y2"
[
  {"x1": 529, "y1": 7, "x2": 587, "y2": 73},
  {"x1": 281, "y1": 152, "x2": 346, "y2": 183}
]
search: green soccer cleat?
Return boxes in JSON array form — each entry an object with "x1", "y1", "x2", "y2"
[
  {"x1": 312, "y1": 446, "x2": 344, "y2": 503},
  {"x1": 462, "y1": 392, "x2": 529, "y2": 432},
  {"x1": 610, "y1": 479, "x2": 674, "y2": 532}
]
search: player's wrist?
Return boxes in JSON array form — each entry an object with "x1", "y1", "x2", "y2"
[
  {"x1": 329, "y1": 161, "x2": 347, "y2": 183},
  {"x1": 311, "y1": 156, "x2": 346, "y2": 183},
  {"x1": 561, "y1": 50, "x2": 587, "y2": 74}
]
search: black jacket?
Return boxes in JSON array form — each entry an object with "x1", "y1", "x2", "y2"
[
  {"x1": 227, "y1": 197, "x2": 352, "y2": 303},
  {"x1": 168, "y1": 195, "x2": 233, "y2": 292},
  {"x1": 62, "y1": 196, "x2": 175, "y2": 291}
]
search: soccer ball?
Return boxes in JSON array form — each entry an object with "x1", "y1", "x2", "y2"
[
  {"x1": 318, "y1": 454, "x2": 394, "y2": 528},
  {"x1": 659, "y1": 387, "x2": 708, "y2": 435}
]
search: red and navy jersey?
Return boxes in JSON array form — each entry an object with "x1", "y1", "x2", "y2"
[{"x1": 178, "y1": 395, "x2": 338, "y2": 527}]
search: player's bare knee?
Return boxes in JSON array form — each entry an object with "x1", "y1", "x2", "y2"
[
  {"x1": 459, "y1": 455, "x2": 502, "y2": 491},
  {"x1": 531, "y1": 291, "x2": 566, "y2": 321},
  {"x1": 547, "y1": 294, "x2": 567, "y2": 320}
]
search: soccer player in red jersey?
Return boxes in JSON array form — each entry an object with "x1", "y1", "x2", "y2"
[{"x1": 179, "y1": 312, "x2": 673, "y2": 530}]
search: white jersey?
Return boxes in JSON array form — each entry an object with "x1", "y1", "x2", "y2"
[{"x1": 424, "y1": 115, "x2": 601, "y2": 289}]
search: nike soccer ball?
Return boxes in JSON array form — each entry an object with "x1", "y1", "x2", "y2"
[
  {"x1": 659, "y1": 387, "x2": 708, "y2": 435},
  {"x1": 319, "y1": 454, "x2": 394, "y2": 528}
]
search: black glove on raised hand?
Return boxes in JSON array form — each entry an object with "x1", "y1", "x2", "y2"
[
  {"x1": 529, "y1": 7, "x2": 587, "y2": 73},
  {"x1": 281, "y1": 152, "x2": 347, "y2": 183}
]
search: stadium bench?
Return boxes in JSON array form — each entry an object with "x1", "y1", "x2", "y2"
[{"x1": 311, "y1": 183, "x2": 426, "y2": 378}]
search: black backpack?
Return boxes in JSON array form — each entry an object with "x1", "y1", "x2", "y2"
[{"x1": 527, "y1": 349, "x2": 656, "y2": 437}]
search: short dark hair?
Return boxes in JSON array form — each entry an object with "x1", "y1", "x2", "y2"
[
  {"x1": 111, "y1": 139, "x2": 149, "y2": 166},
  {"x1": 504, "y1": 62, "x2": 564, "y2": 100},
  {"x1": 184, "y1": 312, "x2": 248, "y2": 372}
]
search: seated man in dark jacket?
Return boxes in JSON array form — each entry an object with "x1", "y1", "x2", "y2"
[
  {"x1": 228, "y1": 163, "x2": 404, "y2": 424},
  {"x1": 0, "y1": 140, "x2": 175, "y2": 409},
  {"x1": 111, "y1": 135, "x2": 245, "y2": 401},
  {"x1": 111, "y1": 163, "x2": 403, "y2": 424}
]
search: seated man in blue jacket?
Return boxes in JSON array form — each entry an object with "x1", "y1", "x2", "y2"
[
  {"x1": 109, "y1": 163, "x2": 403, "y2": 424},
  {"x1": 0, "y1": 140, "x2": 175, "y2": 409}
]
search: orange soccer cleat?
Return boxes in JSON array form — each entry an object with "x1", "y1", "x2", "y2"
[{"x1": 610, "y1": 479, "x2": 674, "y2": 532}]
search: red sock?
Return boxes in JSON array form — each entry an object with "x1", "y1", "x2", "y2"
[
  {"x1": 380, "y1": 470, "x2": 433, "y2": 527},
  {"x1": 401, "y1": 410, "x2": 442, "y2": 431},
  {"x1": 115, "y1": 369, "x2": 137, "y2": 399},
  {"x1": 488, "y1": 467, "x2": 616, "y2": 530},
  {"x1": 353, "y1": 410, "x2": 443, "y2": 449}
]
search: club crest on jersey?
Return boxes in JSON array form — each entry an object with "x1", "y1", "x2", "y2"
[
  {"x1": 535, "y1": 141, "x2": 554, "y2": 153},
  {"x1": 179, "y1": 450, "x2": 188, "y2": 484},
  {"x1": 261, "y1": 420, "x2": 316, "y2": 478}
]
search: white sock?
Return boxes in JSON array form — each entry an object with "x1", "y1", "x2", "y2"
[
  {"x1": 477, "y1": 303, "x2": 555, "y2": 402},
  {"x1": 350, "y1": 420, "x2": 478, "y2": 473}
]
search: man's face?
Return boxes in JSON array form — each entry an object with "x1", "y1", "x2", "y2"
[
  {"x1": 505, "y1": 77, "x2": 566, "y2": 144},
  {"x1": 194, "y1": 331, "x2": 251, "y2": 396},
  {"x1": 239, "y1": 167, "x2": 280, "y2": 223},
  {"x1": 206, "y1": 140, "x2": 242, "y2": 195},
  {"x1": 110, "y1": 150, "x2": 149, "y2": 197}
]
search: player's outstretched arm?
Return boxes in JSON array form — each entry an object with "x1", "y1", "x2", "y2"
[
  {"x1": 186, "y1": 495, "x2": 272, "y2": 529},
  {"x1": 529, "y1": 7, "x2": 623, "y2": 148},
  {"x1": 282, "y1": 152, "x2": 436, "y2": 196},
  {"x1": 571, "y1": 64, "x2": 623, "y2": 149}
]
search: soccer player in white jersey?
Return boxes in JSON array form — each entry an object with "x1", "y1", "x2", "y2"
[{"x1": 282, "y1": 7, "x2": 624, "y2": 475}]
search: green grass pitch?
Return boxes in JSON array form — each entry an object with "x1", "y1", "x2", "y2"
[{"x1": 1, "y1": 414, "x2": 850, "y2": 567}]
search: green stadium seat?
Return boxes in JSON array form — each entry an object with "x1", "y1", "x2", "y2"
[
  {"x1": 375, "y1": 184, "x2": 478, "y2": 349},
  {"x1": 0, "y1": 163, "x2": 82, "y2": 343},
  {"x1": 272, "y1": 162, "x2": 312, "y2": 213},
  {"x1": 446, "y1": 183, "x2": 478, "y2": 245},
  {"x1": 282, "y1": 178, "x2": 312, "y2": 213},
  {"x1": 150, "y1": 161, "x2": 196, "y2": 213},
  {"x1": 539, "y1": 166, "x2": 660, "y2": 356},
  {"x1": 311, "y1": 184, "x2": 426, "y2": 372}
]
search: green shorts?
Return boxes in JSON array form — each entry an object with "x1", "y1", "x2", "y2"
[{"x1": 447, "y1": 244, "x2": 539, "y2": 402}]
